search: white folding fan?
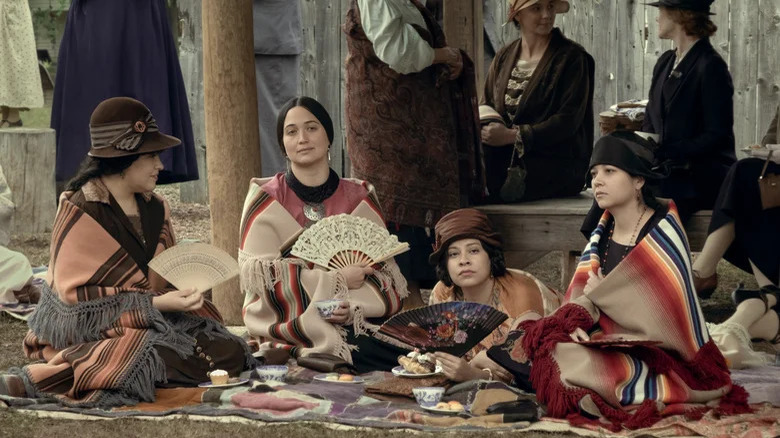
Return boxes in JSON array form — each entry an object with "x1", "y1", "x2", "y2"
[
  {"x1": 148, "y1": 242, "x2": 239, "y2": 291},
  {"x1": 290, "y1": 214, "x2": 409, "y2": 270}
]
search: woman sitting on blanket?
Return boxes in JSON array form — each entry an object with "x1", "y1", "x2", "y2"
[
  {"x1": 487, "y1": 131, "x2": 750, "y2": 431},
  {"x1": 239, "y1": 96, "x2": 409, "y2": 373},
  {"x1": 426, "y1": 208, "x2": 562, "y2": 383},
  {"x1": 0, "y1": 97, "x2": 254, "y2": 406}
]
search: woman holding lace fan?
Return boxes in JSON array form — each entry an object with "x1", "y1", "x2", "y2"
[
  {"x1": 485, "y1": 131, "x2": 749, "y2": 430},
  {"x1": 0, "y1": 97, "x2": 254, "y2": 405},
  {"x1": 426, "y1": 208, "x2": 562, "y2": 383},
  {"x1": 239, "y1": 96, "x2": 409, "y2": 372}
]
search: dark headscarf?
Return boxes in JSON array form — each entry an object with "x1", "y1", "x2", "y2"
[
  {"x1": 429, "y1": 208, "x2": 503, "y2": 265},
  {"x1": 276, "y1": 96, "x2": 335, "y2": 155},
  {"x1": 589, "y1": 131, "x2": 666, "y2": 180}
]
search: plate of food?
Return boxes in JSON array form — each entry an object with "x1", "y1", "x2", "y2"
[
  {"x1": 420, "y1": 401, "x2": 469, "y2": 415},
  {"x1": 392, "y1": 351, "x2": 442, "y2": 378},
  {"x1": 197, "y1": 378, "x2": 250, "y2": 388},
  {"x1": 313, "y1": 373, "x2": 365, "y2": 384}
]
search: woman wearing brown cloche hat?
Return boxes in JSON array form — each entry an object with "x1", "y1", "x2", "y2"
[
  {"x1": 427, "y1": 208, "x2": 562, "y2": 384},
  {"x1": 0, "y1": 97, "x2": 255, "y2": 407}
]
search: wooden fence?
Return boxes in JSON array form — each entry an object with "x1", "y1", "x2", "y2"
[{"x1": 301, "y1": 0, "x2": 780, "y2": 177}]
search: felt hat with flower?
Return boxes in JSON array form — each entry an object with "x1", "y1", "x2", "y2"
[{"x1": 88, "y1": 97, "x2": 181, "y2": 158}]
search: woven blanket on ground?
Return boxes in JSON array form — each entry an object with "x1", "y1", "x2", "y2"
[
  {"x1": 2, "y1": 364, "x2": 777, "y2": 437},
  {"x1": 18, "y1": 189, "x2": 247, "y2": 408},
  {"x1": 494, "y1": 202, "x2": 750, "y2": 431}
]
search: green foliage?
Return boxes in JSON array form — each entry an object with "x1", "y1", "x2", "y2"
[{"x1": 31, "y1": 0, "x2": 70, "y2": 48}]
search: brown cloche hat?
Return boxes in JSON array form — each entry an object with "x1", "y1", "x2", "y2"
[
  {"x1": 429, "y1": 208, "x2": 503, "y2": 265},
  {"x1": 88, "y1": 97, "x2": 181, "y2": 158}
]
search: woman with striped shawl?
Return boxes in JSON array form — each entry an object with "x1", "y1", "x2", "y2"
[
  {"x1": 488, "y1": 131, "x2": 750, "y2": 431},
  {"x1": 239, "y1": 96, "x2": 409, "y2": 373},
  {"x1": 0, "y1": 98, "x2": 254, "y2": 407}
]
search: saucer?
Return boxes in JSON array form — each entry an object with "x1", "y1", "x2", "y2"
[
  {"x1": 313, "y1": 373, "x2": 365, "y2": 384},
  {"x1": 391, "y1": 365, "x2": 442, "y2": 378},
  {"x1": 197, "y1": 378, "x2": 249, "y2": 388}
]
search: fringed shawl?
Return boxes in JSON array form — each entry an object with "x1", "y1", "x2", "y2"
[
  {"x1": 239, "y1": 175, "x2": 409, "y2": 363},
  {"x1": 21, "y1": 182, "x2": 251, "y2": 408},
  {"x1": 504, "y1": 202, "x2": 749, "y2": 431},
  {"x1": 429, "y1": 268, "x2": 561, "y2": 361}
]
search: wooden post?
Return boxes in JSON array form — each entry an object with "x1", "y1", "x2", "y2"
[
  {"x1": 443, "y1": 0, "x2": 484, "y2": 95},
  {"x1": 0, "y1": 128, "x2": 57, "y2": 235},
  {"x1": 179, "y1": 0, "x2": 209, "y2": 204},
  {"x1": 202, "y1": 0, "x2": 262, "y2": 324}
]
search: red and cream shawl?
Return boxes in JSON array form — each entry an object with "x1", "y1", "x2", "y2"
[
  {"x1": 239, "y1": 174, "x2": 408, "y2": 363},
  {"x1": 20, "y1": 180, "x2": 244, "y2": 407},
  {"x1": 503, "y1": 202, "x2": 749, "y2": 431}
]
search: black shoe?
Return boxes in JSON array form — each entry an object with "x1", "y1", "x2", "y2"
[{"x1": 732, "y1": 284, "x2": 780, "y2": 312}]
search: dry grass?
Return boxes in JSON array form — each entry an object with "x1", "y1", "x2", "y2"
[{"x1": 0, "y1": 184, "x2": 764, "y2": 436}]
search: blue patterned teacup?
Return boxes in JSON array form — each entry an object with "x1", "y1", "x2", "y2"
[
  {"x1": 412, "y1": 387, "x2": 445, "y2": 407},
  {"x1": 314, "y1": 299, "x2": 342, "y2": 319},
  {"x1": 255, "y1": 365, "x2": 288, "y2": 382}
]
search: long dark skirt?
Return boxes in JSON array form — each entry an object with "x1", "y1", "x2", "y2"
[
  {"x1": 709, "y1": 158, "x2": 780, "y2": 285},
  {"x1": 51, "y1": 0, "x2": 198, "y2": 184}
]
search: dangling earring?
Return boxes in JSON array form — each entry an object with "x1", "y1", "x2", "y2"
[{"x1": 328, "y1": 148, "x2": 331, "y2": 163}]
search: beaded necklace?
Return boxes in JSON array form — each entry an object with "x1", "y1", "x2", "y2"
[{"x1": 602, "y1": 206, "x2": 647, "y2": 270}]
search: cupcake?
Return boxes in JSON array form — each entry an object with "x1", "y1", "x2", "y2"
[{"x1": 209, "y1": 369, "x2": 229, "y2": 385}]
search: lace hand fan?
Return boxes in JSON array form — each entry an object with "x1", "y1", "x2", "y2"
[
  {"x1": 377, "y1": 302, "x2": 508, "y2": 356},
  {"x1": 148, "y1": 242, "x2": 239, "y2": 291},
  {"x1": 290, "y1": 214, "x2": 409, "y2": 270}
]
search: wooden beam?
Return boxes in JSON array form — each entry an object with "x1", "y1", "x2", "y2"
[
  {"x1": 443, "y1": 0, "x2": 484, "y2": 94},
  {"x1": 202, "y1": 0, "x2": 262, "y2": 324}
]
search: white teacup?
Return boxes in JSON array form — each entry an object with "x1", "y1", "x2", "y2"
[
  {"x1": 314, "y1": 299, "x2": 342, "y2": 319},
  {"x1": 412, "y1": 387, "x2": 445, "y2": 407},
  {"x1": 255, "y1": 365, "x2": 288, "y2": 382}
]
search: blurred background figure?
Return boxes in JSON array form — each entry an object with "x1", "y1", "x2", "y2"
[{"x1": 0, "y1": 0, "x2": 44, "y2": 128}]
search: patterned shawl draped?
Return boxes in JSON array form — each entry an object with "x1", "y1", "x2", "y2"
[
  {"x1": 499, "y1": 202, "x2": 749, "y2": 431},
  {"x1": 20, "y1": 187, "x2": 248, "y2": 408},
  {"x1": 239, "y1": 176, "x2": 409, "y2": 363},
  {"x1": 429, "y1": 268, "x2": 562, "y2": 361}
]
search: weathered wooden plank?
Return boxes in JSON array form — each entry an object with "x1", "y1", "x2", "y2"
[
  {"x1": 592, "y1": 0, "x2": 618, "y2": 130},
  {"x1": 757, "y1": 0, "x2": 780, "y2": 141},
  {"x1": 616, "y1": 0, "x2": 644, "y2": 101},
  {"x1": 730, "y1": 1, "x2": 760, "y2": 150},
  {"x1": 339, "y1": 0, "x2": 351, "y2": 176},
  {"x1": 178, "y1": 0, "x2": 209, "y2": 204},
  {"x1": 0, "y1": 128, "x2": 57, "y2": 235},
  {"x1": 443, "y1": 0, "x2": 483, "y2": 81},
  {"x1": 300, "y1": 0, "x2": 346, "y2": 175},
  {"x1": 709, "y1": 0, "x2": 730, "y2": 60},
  {"x1": 643, "y1": 4, "x2": 673, "y2": 100}
]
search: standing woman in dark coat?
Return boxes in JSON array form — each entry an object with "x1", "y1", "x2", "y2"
[
  {"x1": 480, "y1": 0, "x2": 594, "y2": 204},
  {"x1": 643, "y1": 0, "x2": 736, "y2": 222}
]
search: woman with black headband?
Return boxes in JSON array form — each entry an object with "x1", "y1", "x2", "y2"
[
  {"x1": 486, "y1": 131, "x2": 749, "y2": 430},
  {"x1": 239, "y1": 96, "x2": 408, "y2": 372}
]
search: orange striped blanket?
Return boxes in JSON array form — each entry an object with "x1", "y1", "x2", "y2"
[
  {"x1": 17, "y1": 190, "x2": 251, "y2": 408},
  {"x1": 494, "y1": 202, "x2": 750, "y2": 431}
]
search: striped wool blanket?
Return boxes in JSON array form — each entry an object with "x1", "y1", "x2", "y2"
[
  {"x1": 496, "y1": 202, "x2": 750, "y2": 431},
  {"x1": 18, "y1": 189, "x2": 249, "y2": 408}
]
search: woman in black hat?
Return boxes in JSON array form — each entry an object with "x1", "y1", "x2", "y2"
[
  {"x1": 484, "y1": 131, "x2": 750, "y2": 428},
  {"x1": 643, "y1": 0, "x2": 736, "y2": 224}
]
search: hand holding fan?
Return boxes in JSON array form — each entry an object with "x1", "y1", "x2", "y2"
[
  {"x1": 148, "y1": 242, "x2": 239, "y2": 292},
  {"x1": 290, "y1": 214, "x2": 409, "y2": 270},
  {"x1": 377, "y1": 301, "x2": 508, "y2": 356}
]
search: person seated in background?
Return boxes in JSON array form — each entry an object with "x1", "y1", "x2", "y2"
[
  {"x1": 427, "y1": 208, "x2": 562, "y2": 383},
  {"x1": 0, "y1": 164, "x2": 35, "y2": 304},
  {"x1": 487, "y1": 131, "x2": 749, "y2": 429},
  {"x1": 239, "y1": 96, "x2": 409, "y2": 373},
  {"x1": 480, "y1": 0, "x2": 594, "y2": 203},
  {"x1": 0, "y1": 97, "x2": 253, "y2": 405},
  {"x1": 643, "y1": 0, "x2": 735, "y2": 222}
]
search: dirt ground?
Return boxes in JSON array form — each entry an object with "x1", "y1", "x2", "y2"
[{"x1": 0, "y1": 184, "x2": 764, "y2": 437}]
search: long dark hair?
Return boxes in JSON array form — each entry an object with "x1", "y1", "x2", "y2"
[
  {"x1": 435, "y1": 241, "x2": 507, "y2": 289},
  {"x1": 276, "y1": 96, "x2": 334, "y2": 156},
  {"x1": 65, "y1": 155, "x2": 141, "y2": 192}
]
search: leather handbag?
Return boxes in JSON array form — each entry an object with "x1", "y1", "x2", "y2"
[
  {"x1": 759, "y1": 150, "x2": 780, "y2": 210},
  {"x1": 296, "y1": 352, "x2": 357, "y2": 375}
]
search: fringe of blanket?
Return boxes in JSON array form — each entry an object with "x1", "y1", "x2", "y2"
[
  {"x1": 238, "y1": 249, "x2": 306, "y2": 296},
  {"x1": 28, "y1": 283, "x2": 191, "y2": 354}
]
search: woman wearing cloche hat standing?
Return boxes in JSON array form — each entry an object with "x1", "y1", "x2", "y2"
[
  {"x1": 0, "y1": 97, "x2": 254, "y2": 406},
  {"x1": 480, "y1": 0, "x2": 594, "y2": 204}
]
